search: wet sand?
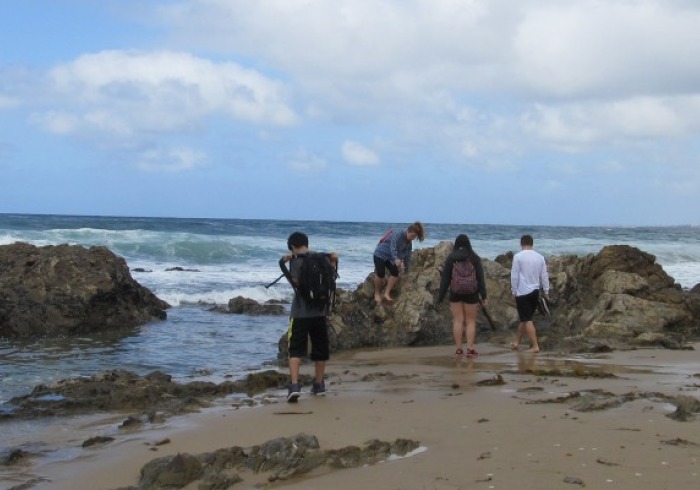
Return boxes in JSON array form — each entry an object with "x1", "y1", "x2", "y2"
[{"x1": 2, "y1": 343, "x2": 699, "y2": 489}]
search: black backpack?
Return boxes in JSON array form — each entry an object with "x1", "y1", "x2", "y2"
[{"x1": 297, "y1": 253, "x2": 338, "y2": 311}]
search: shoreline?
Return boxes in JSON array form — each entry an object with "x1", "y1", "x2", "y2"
[{"x1": 2, "y1": 343, "x2": 699, "y2": 489}]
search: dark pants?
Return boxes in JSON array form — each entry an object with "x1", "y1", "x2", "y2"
[
  {"x1": 515, "y1": 289, "x2": 539, "y2": 322},
  {"x1": 287, "y1": 316, "x2": 329, "y2": 360}
]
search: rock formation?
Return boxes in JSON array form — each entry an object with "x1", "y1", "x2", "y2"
[
  {"x1": 0, "y1": 242, "x2": 169, "y2": 338},
  {"x1": 280, "y1": 242, "x2": 700, "y2": 356}
]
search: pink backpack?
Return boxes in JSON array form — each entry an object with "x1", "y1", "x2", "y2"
[{"x1": 451, "y1": 260, "x2": 478, "y2": 294}]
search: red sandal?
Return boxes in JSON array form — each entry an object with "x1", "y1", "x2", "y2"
[{"x1": 455, "y1": 348, "x2": 464, "y2": 360}]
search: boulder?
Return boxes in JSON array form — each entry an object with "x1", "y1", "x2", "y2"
[
  {"x1": 279, "y1": 242, "x2": 700, "y2": 356},
  {"x1": 324, "y1": 241, "x2": 515, "y2": 352},
  {"x1": 226, "y1": 296, "x2": 286, "y2": 315},
  {"x1": 546, "y1": 245, "x2": 700, "y2": 350},
  {"x1": 0, "y1": 242, "x2": 169, "y2": 338}
]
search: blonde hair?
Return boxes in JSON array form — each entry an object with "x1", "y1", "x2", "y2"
[{"x1": 407, "y1": 221, "x2": 425, "y2": 241}]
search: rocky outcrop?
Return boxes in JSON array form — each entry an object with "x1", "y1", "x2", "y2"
[
  {"x1": 136, "y1": 433, "x2": 420, "y2": 489},
  {"x1": 226, "y1": 296, "x2": 286, "y2": 315},
  {"x1": 280, "y1": 243, "x2": 700, "y2": 356},
  {"x1": 0, "y1": 242, "x2": 169, "y2": 338},
  {"x1": 321, "y1": 241, "x2": 515, "y2": 353},
  {"x1": 2, "y1": 369, "x2": 289, "y2": 420},
  {"x1": 545, "y1": 245, "x2": 700, "y2": 351}
]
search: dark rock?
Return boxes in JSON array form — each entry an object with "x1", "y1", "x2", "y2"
[
  {"x1": 1, "y1": 448, "x2": 28, "y2": 466},
  {"x1": 139, "y1": 452, "x2": 204, "y2": 488},
  {"x1": 563, "y1": 476, "x2": 585, "y2": 486},
  {"x1": 494, "y1": 251, "x2": 513, "y2": 269},
  {"x1": 0, "y1": 242, "x2": 169, "y2": 339},
  {"x1": 119, "y1": 415, "x2": 145, "y2": 430},
  {"x1": 666, "y1": 395, "x2": 700, "y2": 421},
  {"x1": 82, "y1": 436, "x2": 115, "y2": 447},
  {"x1": 226, "y1": 296, "x2": 286, "y2": 316},
  {"x1": 133, "y1": 433, "x2": 420, "y2": 488},
  {"x1": 2, "y1": 369, "x2": 288, "y2": 421},
  {"x1": 246, "y1": 433, "x2": 321, "y2": 477}
]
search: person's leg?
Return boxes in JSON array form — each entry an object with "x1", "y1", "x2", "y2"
[
  {"x1": 384, "y1": 275, "x2": 398, "y2": 302},
  {"x1": 286, "y1": 317, "x2": 306, "y2": 402},
  {"x1": 289, "y1": 357, "x2": 301, "y2": 384},
  {"x1": 524, "y1": 320, "x2": 540, "y2": 352},
  {"x1": 373, "y1": 275, "x2": 384, "y2": 303},
  {"x1": 512, "y1": 293, "x2": 531, "y2": 349},
  {"x1": 512, "y1": 322, "x2": 525, "y2": 349},
  {"x1": 314, "y1": 361, "x2": 325, "y2": 382},
  {"x1": 373, "y1": 256, "x2": 386, "y2": 303},
  {"x1": 464, "y1": 303, "x2": 478, "y2": 353},
  {"x1": 309, "y1": 316, "x2": 329, "y2": 394},
  {"x1": 450, "y1": 302, "x2": 465, "y2": 358}
]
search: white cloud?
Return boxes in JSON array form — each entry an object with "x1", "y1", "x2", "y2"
[
  {"x1": 31, "y1": 111, "x2": 79, "y2": 135},
  {"x1": 153, "y1": 1, "x2": 700, "y2": 166},
  {"x1": 513, "y1": 1, "x2": 700, "y2": 98},
  {"x1": 137, "y1": 147, "x2": 206, "y2": 172},
  {"x1": 287, "y1": 148, "x2": 327, "y2": 172},
  {"x1": 523, "y1": 95, "x2": 698, "y2": 151},
  {"x1": 0, "y1": 95, "x2": 19, "y2": 109},
  {"x1": 39, "y1": 50, "x2": 297, "y2": 142},
  {"x1": 341, "y1": 141, "x2": 379, "y2": 166}
]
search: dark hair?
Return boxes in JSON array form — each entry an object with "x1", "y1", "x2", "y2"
[
  {"x1": 454, "y1": 233, "x2": 471, "y2": 250},
  {"x1": 287, "y1": 231, "x2": 309, "y2": 251},
  {"x1": 407, "y1": 221, "x2": 425, "y2": 241},
  {"x1": 520, "y1": 234, "x2": 534, "y2": 246},
  {"x1": 454, "y1": 234, "x2": 479, "y2": 265}
]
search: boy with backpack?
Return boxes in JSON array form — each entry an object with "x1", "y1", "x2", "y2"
[
  {"x1": 438, "y1": 234, "x2": 488, "y2": 360},
  {"x1": 279, "y1": 231, "x2": 338, "y2": 402}
]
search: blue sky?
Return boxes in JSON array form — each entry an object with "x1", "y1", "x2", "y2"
[{"x1": 1, "y1": 0, "x2": 700, "y2": 226}]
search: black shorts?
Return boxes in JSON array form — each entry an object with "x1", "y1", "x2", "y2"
[
  {"x1": 515, "y1": 289, "x2": 539, "y2": 322},
  {"x1": 374, "y1": 255, "x2": 399, "y2": 278},
  {"x1": 287, "y1": 316, "x2": 329, "y2": 361},
  {"x1": 449, "y1": 291, "x2": 480, "y2": 304}
]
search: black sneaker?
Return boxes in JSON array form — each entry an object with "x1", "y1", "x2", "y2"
[
  {"x1": 287, "y1": 383, "x2": 301, "y2": 403},
  {"x1": 311, "y1": 380, "x2": 326, "y2": 396}
]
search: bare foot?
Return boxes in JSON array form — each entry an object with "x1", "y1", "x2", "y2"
[
  {"x1": 383, "y1": 295, "x2": 394, "y2": 303},
  {"x1": 526, "y1": 347, "x2": 540, "y2": 353},
  {"x1": 374, "y1": 294, "x2": 383, "y2": 304},
  {"x1": 509, "y1": 343, "x2": 519, "y2": 350}
]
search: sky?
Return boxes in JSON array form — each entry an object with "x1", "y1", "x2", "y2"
[{"x1": 1, "y1": 0, "x2": 700, "y2": 226}]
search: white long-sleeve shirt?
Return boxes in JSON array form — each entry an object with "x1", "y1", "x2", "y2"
[{"x1": 511, "y1": 249, "x2": 549, "y2": 297}]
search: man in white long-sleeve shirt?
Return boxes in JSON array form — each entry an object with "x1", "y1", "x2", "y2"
[{"x1": 510, "y1": 234, "x2": 550, "y2": 353}]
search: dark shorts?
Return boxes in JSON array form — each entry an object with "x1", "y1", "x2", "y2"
[
  {"x1": 515, "y1": 289, "x2": 540, "y2": 322},
  {"x1": 449, "y1": 291, "x2": 480, "y2": 304},
  {"x1": 287, "y1": 316, "x2": 329, "y2": 361},
  {"x1": 373, "y1": 255, "x2": 399, "y2": 278}
]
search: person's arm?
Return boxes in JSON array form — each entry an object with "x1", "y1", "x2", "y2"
[
  {"x1": 401, "y1": 241, "x2": 413, "y2": 270},
  {"x1": 279, "y1": 255, "x2": 297, "y2": 287},
  {"x1": 540, "y1": 257, "x2": 550, "y2": 297},
  {"x1": 388, "y1": 231, "x2": 401, "y2": 263},
  {"x1": 510, "y1": 255, "x2": 519, "y2": 296},
  {"x1": 476, "y1": 258, "x2": 487, "y2": 301},
  {"x1": 328, "y1": 252, "x2": 338, "y2": 269},
  {"x1": 437, "y1": 255, "x2": 453, "y2": 303}
]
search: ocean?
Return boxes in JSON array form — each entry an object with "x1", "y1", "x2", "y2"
[{"x1": 1, "y1": 213, "x2": 699, "y2": 405}]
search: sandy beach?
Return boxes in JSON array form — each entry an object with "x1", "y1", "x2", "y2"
[{"x1": 3, "y1": 343, "x2": 699, "y2": 490}]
